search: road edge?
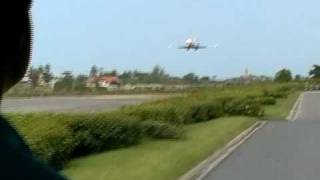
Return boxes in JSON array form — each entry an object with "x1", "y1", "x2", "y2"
[
  {"x1": 286, "y1": 92, "x2": 304, "y2": 121},
  {"x1": 178, "y1": 120, "x2": 267, "y2": 180}
]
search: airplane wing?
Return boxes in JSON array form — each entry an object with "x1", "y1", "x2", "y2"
[
  {"x1": 177, "y1": 46, "x2": 188, "y2": 49},
  {"x1": 196, "y1": 46, "x2": 207, "y2": 49}
]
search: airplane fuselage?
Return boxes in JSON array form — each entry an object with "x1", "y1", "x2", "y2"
[
  {"x1": 179, "y1": 38, "x2": 206, "y2": 51},
  {"x1": 182, "y1": 42, "x2": 205, "y2": 51}
]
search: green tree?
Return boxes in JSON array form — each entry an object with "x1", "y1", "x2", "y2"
[
  {"x1": 274, "y1": 69, "x2": 292, "y2": 82},
  {"x1": 294, "y1": 74, "x2": 302, "y2": 81},
  {"x1": 74, "y1": 75, "x2": 88, "y2": 91},
  {"x1": 28, "y1": 66, "x2": 41, "y2": 87},
  {"x1": 183, "y1": 73, "x2": 199, "y2": 84},
  {"x1": 43, "y1": 64, "x2": 53, "y2": 83},
  {"x1": 200, "y1": 76, "x2": 210, "y2": 82},
  {"x1": 89, "y1": 65, "x2": 98, "y2": 77},
  {"x1": 54, "y1": 71, "x2": 75, "y2": 92},
  {"x1": 110, "y1": 69, "x2": 118, "y2": 76},
  {"x1": 119, "y1": 71, "x2": 133, "y2": 84},
  {"x1": 150, "y1": 65, "x2": 167, "y2": 83},
  {"x1": 38, "y1": 65, "x2": 44, "y2": 74},
  {"x1": 309, "y1": 65, "x2": 320, "y2": 79}
]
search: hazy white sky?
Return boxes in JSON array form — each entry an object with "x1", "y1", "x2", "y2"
[{"x1": 31, "y1": 0, "x2": 320, "y2": 78}]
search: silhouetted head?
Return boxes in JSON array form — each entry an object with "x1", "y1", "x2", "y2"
[{"x1": 1, "y1": 0, "x2": 32, "y2": 95}]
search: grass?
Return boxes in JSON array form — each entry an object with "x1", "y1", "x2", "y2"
[
  {"x1": 264, "y1": 91, "x2": 301, "y2": 120},
  {"x1": 62, "y1": 117, "x2": 256, "y2": 180}
]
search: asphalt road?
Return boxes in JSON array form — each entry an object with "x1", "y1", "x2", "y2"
[
  {"x1": 204, "y1": 92, "x2": 320, "y2": 180},
  {"x1": 0, "y1": 95, "x2": 168, "y2": 113}
]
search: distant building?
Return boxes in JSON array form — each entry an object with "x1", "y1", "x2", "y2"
[
  {"x1": 86, "y1": 75, "x2": 121, "y2": 88},
  {"x1": 239, "y1": 68, "x2": 256, "y2": 84},
  {"x1": 38, "y1": 73, "x2": 47, "y2": 87},
  {"x1": 98, "y1": 76, "x2": 121, "y2": 88},
  {"x1": 20, "y1": 73, "x2": 32, "y2": 86},
  {"x1": 86, "y1": 76, "x2": 98, "y2": 88}
]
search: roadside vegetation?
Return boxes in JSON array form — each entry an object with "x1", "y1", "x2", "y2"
[
  {"x1": 264, "y1": 91, "x2": 301, "y2": 119},
  {"x1": 5, "y1": 83, "x2": 302, "y2": 179},
  {"x1": 63, "y1": 117, "x2": 256, "y2": 180}
]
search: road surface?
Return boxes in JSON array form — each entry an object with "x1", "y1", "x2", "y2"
[
  {"x1": 204, "y1": 92, "x2": 320, "y2": 180},
  {"x1": 1, "y1": 95, "x2": 169, "y2": 113}
]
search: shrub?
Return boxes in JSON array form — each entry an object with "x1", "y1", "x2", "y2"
[
  {"x1": 206, "y1": 102, "x2": 224, "y2": 119},
  {"x1": 277, "y1": 85, "x2": 292, "y2": 92},
  {"x1": 123, "y1": 104, "x2": 184, "y2": 124},
  {"x1": 257, "y1": 97, "x2": 276, "y2": 105},
  {"x1": 141, "y1": 120, "x2": 182, "y2": 139},
  {"x1": 262, "y1": 90, "x2": 272, "y2": 97},
  {"x1": 7, "y1": 113, "x2": 144, "y2": 168},
  {"x1": 8, "y1": 111, "x2": 187, "y2": 168},
  {"x1": 273, "y1": 92, "x2": 288, "y2": 98},
  {"x1": 66, "y1": 113, "x2": 142, "y2": 156},
  {"x1": 246, "y1": 95, "x2": 260, "y2": 100},
  {"x1": 128, "y1": 99, "x2": 225, "y2": 124},
  {"x1": 184, "y1": 101, "x2": 224, "y2": 123},
  {"x1": 216, "y1": 96, "x2": 235, "y2": 107},
  {"x1": 262, "y1": 90, "x2": 288, "y2": 99},
  {"x1": 246, "y1": 95, "x2": 277, "y2": 105},
  {"x1": 29, "y1": 126, "x2": 76, "y2": 169},
  {"x1": 7, "y1": 113, "x2": 76, "y2": 169},
  {"x1": 224, "y1": 98, "x2": 264, "y2": 117}
]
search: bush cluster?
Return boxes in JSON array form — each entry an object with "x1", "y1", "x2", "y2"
[
  {"x1": 262, "y1": 86, "x2": 291, "y2": 99},
  {"x1": 123, "y1": 96, "x2": 264, "y2": 124},
  {"x1": 122, "y1": 103, "x2": 183, "y2": 124},
  {"x1": 184, "y1": 101, "x2": 224, "y2": 123},
  {"x1": 141, "y1": 120, "x2": 182, "y2": 139},
  {"x1": 7, "y1": 113, "x2": 76, "y2": 169},
  {"x1": 257, "y1": 97, "x2": 277, "y2": 105},
  {"x1": 8, "y1": 113, "x2": 179, "y2": 169},
  {"x1": 224, "y1": 98, "x2": 264, "y2": 117},
  {"x1": 67, "y1": 113, "x2": 142, "y2": 157},
  {"x1": 246, "y1": 95, "x2": 276, "y2": 105},
  {"x1": 122, "y1": 100, "x2": 225, "y2": 124}
]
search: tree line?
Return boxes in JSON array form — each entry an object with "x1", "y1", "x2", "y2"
[
  {"x1": 274, "y1": 65, "x2": 320, "y2": 82},
  {"x1": 26, "y1": 64, "x2": 218, "y2": 88},
  {"x1": 25, "y1": 64, "x2": 320, "y2": 91}
]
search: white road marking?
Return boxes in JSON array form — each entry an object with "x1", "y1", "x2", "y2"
[{"x1": 287, "y1": 93, "x2": 304, "y2": 122}]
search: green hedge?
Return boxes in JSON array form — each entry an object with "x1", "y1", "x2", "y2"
[
  {"x1": 122, "y1": 104, "x2": 184, "y2": 124},
  {"x1": 8, "y1": 113, "x2": 180, "y2": 169},
  {"x1": 67, "y1": 113, "x2": 142, "y2": 156},
  {"x1": 246, "y1": 95, "x2": 277, "y2": 105},
  {"x1": 257, "y1": 97, "x2": 277, "y2": 105},
  {"x1": 184, "y1": 101, "x2": 224, "y2": 123},
  {"x1": 7, "y1": 114, "x2": 76, "y2": 169},
  {"x1": 261, "y1": 85, "x2": 295, "y2": 99},
  {"x1": 141, "y1": 120, "x2": 182, "y2": 139},
  {"x1": 123, "y1": 96, "x2": 265, "y2": 124},
  {"x1": 122, "y1": 99, "x2": 226, "y2": 124},
  {"x1": 224, "y1": 98, "x2": 264, "y2": 117}
]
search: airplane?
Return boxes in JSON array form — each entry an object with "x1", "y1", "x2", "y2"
[
  {"x1": 177, "y1": 38, "x2": 207, "y2": 51},
  {"x1": 168, "y1": 38, "x2": 218, "y2": 51}
]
